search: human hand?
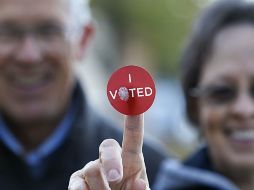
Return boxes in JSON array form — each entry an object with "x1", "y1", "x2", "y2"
[{"x1": 68, "y1": 114, "x2": 149, "y2": 190}]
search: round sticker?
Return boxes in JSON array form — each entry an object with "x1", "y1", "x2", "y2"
[{"x1": 107, "y1": 65, "x2": 156, "y2": 115}]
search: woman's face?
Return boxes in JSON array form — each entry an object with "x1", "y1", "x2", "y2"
[{"x1": 199, "y1": 24, "x2": 254, "y2": 172}]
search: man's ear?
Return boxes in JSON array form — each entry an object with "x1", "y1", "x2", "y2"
[{"x1": 76, "y1": 22, "x2": 94, "y2": 60}]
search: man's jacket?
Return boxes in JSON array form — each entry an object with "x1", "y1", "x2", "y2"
[{"x1": 0, "y1": 82, "x2": 167, "y2": 190}]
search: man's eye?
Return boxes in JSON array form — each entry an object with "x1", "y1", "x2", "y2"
[
  {"x1": 205, "y1": 86, "x2": 235, "y2": 104},
  {"x1": 0, "y1": 27, "x2": 20, "y2": 39},
  {"x1": 250, "y1": 85, "x2": 254, "y2": 98},
  {"x1": 37, "y1": 25, "x2": 64, "y2": 38}
]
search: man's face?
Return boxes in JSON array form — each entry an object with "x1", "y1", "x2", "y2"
[{"x1": 0, "y1": 0, "x2": 80, "y2": 124}]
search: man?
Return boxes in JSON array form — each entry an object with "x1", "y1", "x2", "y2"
[{"x1": 0, "y1": 0, "x2": 167, "y2": 189}]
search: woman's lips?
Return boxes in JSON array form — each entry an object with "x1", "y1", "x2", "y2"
[
  {"x1": 225, "y1": 127, "x2": 254, "y2": 145},
  {"x1": 230, "y1": 129, "x2": 254, "y2": 141}
]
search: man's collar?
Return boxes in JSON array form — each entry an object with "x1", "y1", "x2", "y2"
[{"x1": 0, "y1": 81, "x2": 82, "y2": 170}]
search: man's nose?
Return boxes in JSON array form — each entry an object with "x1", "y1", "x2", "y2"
[
  {"x1": 15, "y1": 35, "x2": 42, "y2": 64},
  {"x1": 230, "y1": 91, "x2": 254, "y2": 120}
]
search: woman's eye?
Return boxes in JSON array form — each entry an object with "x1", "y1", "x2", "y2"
[{"x1": 203, "y1": 86, "x2": 236, "y2": 104}]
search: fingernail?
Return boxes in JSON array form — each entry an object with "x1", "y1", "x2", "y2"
[{"x1": 107, "y1": 169, "x2": 120, "y2": 182}]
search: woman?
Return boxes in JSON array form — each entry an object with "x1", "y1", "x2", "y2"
[
  {"x1": 69, "y1": 0, "x2": 254, "y2": 189},
  {"x1": 154, "y1": 0, "x2": 254, "y2": 189}
]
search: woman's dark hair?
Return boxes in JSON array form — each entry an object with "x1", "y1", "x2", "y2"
[{"x1": 181, "y1": 0, "x2": 254, "y2": 126}]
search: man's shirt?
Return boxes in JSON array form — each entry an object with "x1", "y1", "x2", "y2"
[{"x1": 0, "y1": 97, "x2": 77, "y2": 177}]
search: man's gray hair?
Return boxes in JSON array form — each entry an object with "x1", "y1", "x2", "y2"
[{"x1": 67, "y1": 0, "x2": 92, "y2": 38}]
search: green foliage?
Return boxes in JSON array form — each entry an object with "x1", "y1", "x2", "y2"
[{"x1": 91, "y1": 0, "x2": 204, "y2": 75}]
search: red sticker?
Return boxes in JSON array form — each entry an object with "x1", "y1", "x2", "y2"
[{"x1": 107, "y1": 65, "x2": 156, "y2": 115}]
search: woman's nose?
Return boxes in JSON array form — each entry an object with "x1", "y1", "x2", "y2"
[{"x1": 230, "y1": 90, "x2": 254, "y2": 120}]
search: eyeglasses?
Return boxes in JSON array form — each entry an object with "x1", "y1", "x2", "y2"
[
  {"x1": 0, "y1": 22, "x2": 68, "y2": 46},
  {"x1": 191, "y1": 84, "x2": 254, "y2": 105}
]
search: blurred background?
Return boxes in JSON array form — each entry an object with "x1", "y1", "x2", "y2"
[{"x1": 75, "y1": 0, "x2": 217, "y2": 159}]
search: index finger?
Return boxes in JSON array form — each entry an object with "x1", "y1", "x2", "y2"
[{"x1": 122, "y1": 114, "x2": 144, "y2": 157}]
